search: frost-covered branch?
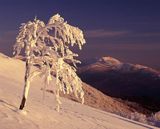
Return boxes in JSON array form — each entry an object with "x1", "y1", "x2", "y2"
[{"x1": 13, "y1": 14, "x2": 86, "y2": 111}]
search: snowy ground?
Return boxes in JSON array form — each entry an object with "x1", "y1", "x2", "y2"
[{"x1": 0, "y1": 53, "x2": 158, "y2": 129}]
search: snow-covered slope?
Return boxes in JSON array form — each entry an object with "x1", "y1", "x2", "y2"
[
  {"x1": 0, "y1": 54, "x2": 157, "y2": 129},
  {"x1": 78, "y1": 56, "x2": 160, "y2": 112}
]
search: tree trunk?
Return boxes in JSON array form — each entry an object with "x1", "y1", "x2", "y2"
[{"x1": 19, "y1": 59, "x2": 31, "y2": 110}]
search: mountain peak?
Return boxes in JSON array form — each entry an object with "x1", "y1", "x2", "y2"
[{"x1": 98, "y1": 56, "x2": 122, "y2": 66}]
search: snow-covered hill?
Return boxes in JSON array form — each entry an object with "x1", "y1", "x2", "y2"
[
  {"x1": 79, "y1": 56, "x2": 159, "y2": 73},
  {"x1": 0, "y1": 53, "x2": 158, "y2": 129},
  {"x1": 78, "y1": 56, "x2": 160, "y2": 112}
]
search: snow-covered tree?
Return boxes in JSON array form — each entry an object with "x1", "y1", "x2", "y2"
[{"x1": 13, "y1": 14, "x2": 86, "y2": 111}]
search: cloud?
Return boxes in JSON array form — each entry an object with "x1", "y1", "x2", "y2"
[
  {"x1": 85, "y1": 29, "x2": 160, "y2": 39},
  {"x1": 85, "y1": 29, "x2": 129, "y2": 38},
  {"x1": 134, "y1": 32, "x2": 160, "y2": 37}
]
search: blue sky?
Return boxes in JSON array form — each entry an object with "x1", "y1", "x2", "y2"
[{"x1": 0, "y1": 0, "x2": 160, "y2": 69}]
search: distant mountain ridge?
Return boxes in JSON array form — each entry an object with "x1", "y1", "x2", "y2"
[
  {"x1": 80, "y1": 56, "x2": 159, "y2": 73},
  {"x1": 78, "y1": 56, "x2": 160, "y2": 112}
]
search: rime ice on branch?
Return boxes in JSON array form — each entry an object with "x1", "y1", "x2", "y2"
[{"x1": 13, "y1": 14, "x2": 86, "y2": 111}]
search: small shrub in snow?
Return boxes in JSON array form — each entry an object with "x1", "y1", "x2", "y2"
[
  {"x1": 130, "y1": 112, "x2": 148, "y2": 123},
  {"x1": 154, "y1": 111, "x2": 160, "y2": 121},
  {"x1": 148, "y1": 112, "x2": 160, "y2": 127}
]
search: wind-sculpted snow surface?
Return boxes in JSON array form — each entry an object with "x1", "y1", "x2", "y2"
[{"x1": 0, "y1": 54, "x2": 158, "y2": 129}]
